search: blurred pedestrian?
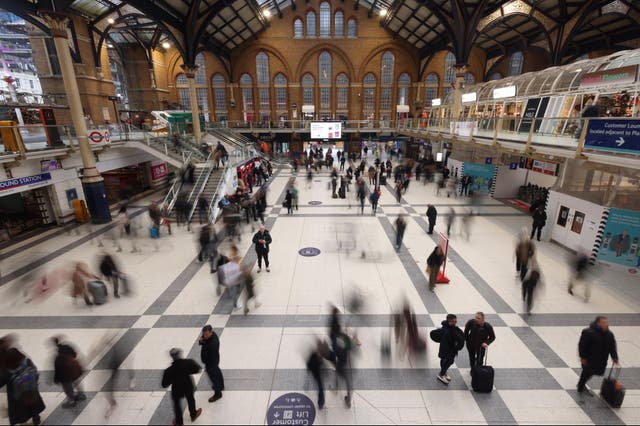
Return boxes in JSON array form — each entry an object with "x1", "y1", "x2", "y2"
[
  {"x1": 333, "y1": 332, "x2": 353, "y2": 408},
  {"x1": 435, "y1": 314, "x2": 465, "y2": 385},
  {"x1": 568, "y1": 252, "x2": 592, "y2": 302},
  {"x1": 52, "y1": 337, "x2": 85, "y2": 408},
  {"x1": 577, "y1": 316, "x2": 619, "y2": 397},
  {"x1": 252, "y1": 225, "x2": 272, "y2": 273},
  {"x1": 199, "y1": 325, "x2": 224, "y2": 403},
  {"x1": 104, "y1": 342, "x2": 134, "y2": 418},
  {"x1": 198, "y1": 225, "x2": 212, "y2": 263},
  {"x1": 0, "y1": 348, "x2": 45, "y2": 425},
  {"x1": 285, "y1": 190, "x2": 293, "y2": 215},
  {"x1": 370, "y1": 189, "x2": 380, "y2": 214},
  {"x1": 161, "y1": 348, "x2": 202, "y2": 426},
  {"x1": 197, "y1": 195, "x2": 209, "y2": 225},
  {"x1": 464, "y1": 312, "x2": 495, "y2": 368},
  {"x1": 426, "y1": 246, "x2": 444, "y2": 293},
  {"x1": 515, "y1": 233, "x2": 535, "y2": 282},
  {"x1": 395, "y1": 214, "x2": 407, "y2": 251},
  {"x1": 446, "y1": 208, "x2": 456, "y2": 236},
  {"x1": 99, "y1": 251, "x2": 121, "y2": 298},
  {"x1": 71, "y1": 262, "x2": 98, "y2": 306},
  {"x1": 241, "y1": 267, "x2": 260, "y2": 315},
  {"x1": 522, "y1": 259, "x2": 542, "y2": 314},
  {"x1": 426, "y1": 204, "x2": 437, "y2": 235}
]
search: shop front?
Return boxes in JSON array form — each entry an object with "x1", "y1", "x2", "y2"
[{"x1": 102, "y1": 163, "x2": 151, "y2": 203}]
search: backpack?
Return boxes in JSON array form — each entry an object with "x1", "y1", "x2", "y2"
[
  {"x1": 430, "y1": 328, "x2": 442, "y2": 343},
  {"x1": 11, "y1": 360, "x2": 38, "y2": 401}
]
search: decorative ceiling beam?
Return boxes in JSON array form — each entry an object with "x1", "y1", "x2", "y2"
[
  {"x1": 368, "y1": 0, "x2": 379, "y2": 18},
  {"x1": 91, "y1": 3, "x2": 126, "y2": 26},
  {"x1": 272, "y1": 0, "x2": 283, "y2": 18}
]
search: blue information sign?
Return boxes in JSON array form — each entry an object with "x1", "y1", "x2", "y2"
[
  {"x1": 267, "y1": 393, "x2": 316, "y2": 425},
  {"x1": 584, "y1": 120, "x2": 640, "y2": 154},
  {"x1": 509, "y1": 162, "x2": 518, "y2": 170},
  {"x1": 298, "y1": 247, "x2": 321, "y2": 257}
]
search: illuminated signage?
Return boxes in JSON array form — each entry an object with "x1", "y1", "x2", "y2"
[
  {"x1": 310, "y1": 122, "x2": 342, "y2": 139},
  {"x1": 581, "y1": 65, "x2": 637, "y2": 87},
  {"x1": 493, "y1": 86, "x2": 516, "y2": 99},
  {"x1": 431, "y1": 98, "x2": 441, "y2": 106}
]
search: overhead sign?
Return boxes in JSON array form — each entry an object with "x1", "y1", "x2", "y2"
[
  {"x1": 0, "y1": 173, "x2": 52, "y2": 196},
  {"x1": 310, "y1": 122, "x2": 341, "y2": 139},
  {"x1": 584, "y1": 119, "x2": 640, "y2": 154},
  {"x1": 151, "y1": 163, "x2": 168, "y2": 180},
  {"x1": 462, "y1": 92, "x2": 477, "y2": 103},
  {"x1": 493, "y1": 85, "x2": 516, "y2": 99},
  {"x1": 267, "y1": 393, "x2": 316, "y2": 426},
  {"x1": 580, "y1": 65, "x2": 637, "y2": 88}
]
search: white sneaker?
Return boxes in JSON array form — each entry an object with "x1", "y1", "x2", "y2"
[
  {"x1": 257, "y1": 268, "x2": 262, "y2": 273},
  {"x1": 266, "y1": 268, "x2": 270, "y2": 272},
  {"x1": 437, "y1": 375, "x2": 449, "y2": 384},
  {"x1": 444, "y1": 374, "x2": 451, "y2": 382}
]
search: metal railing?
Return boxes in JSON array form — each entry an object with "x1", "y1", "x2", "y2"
[
  {"x1": 186, "y1": 153, "x2": 213, "y2": 222},
  {"x1": 161, "y1": 151, "x2": 193, "y2": 214}
]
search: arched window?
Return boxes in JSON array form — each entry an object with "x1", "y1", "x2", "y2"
[
  {"x1": 397, "y1": 73, "x2": 411, "y2": 106},
  {"x1": 319, "y1": 51, "x2": 332, "y2": 111},
  {"x1": 334, "y1": 11, "x2": 344, "y2": 37},
  {"x1": 443, "y1": 51, "x2": 456, "y2": 100},
  {"x1": 489, "y1": 72, "x2": 502, "y2": 81},
  {"x1": 294, "y1": 19, "x2": 304, "y2": 38},
  {"x1": 464, "y1": 73, "x2": 475, "y2": 84},
  {"x1": 347, "y1": 19, "x2": 357, "y2": 37},
  {"x1": 306, "y1": 11, "x2": 316, "y2": 37},
  {"x1": 363, "y1": 73, "x2": 376, "y2": 120},
  {"x1": 274, "y1": 73, "x2": 287, "y2": 111},
  {"x1": 336, "y1": 72, "x2": 349, "y2": 111},
  {"x1": 176, "y1": 73, "x2": 190, "y2": 109},
  {"x1": 240, "y1": 73, "x2": 254, "y2": 122},
  {"x1": 509, "y1": 51, "x2": 523, "y2": 76},
  {"x1": 195, "y1": 53, "x2": 207, "y2": 85},
  {"x1": 302, "y1": 73, "x2": 315, "y2": 106},
  {"x1": 256, "y1": 52, "x2": 270, "y2": 120},
  {"x1": 211, "y1": 73, "x2": 227, "y2": 121},
  {"x1": 425, "y1": 72, "x2": 439, "y2": 107},
  {"x1": 380, "y1": 51, "x2": 395, "y2": 119},
  {"x1": 320, "y1": 2, "x2": 330, "y2": 37}
]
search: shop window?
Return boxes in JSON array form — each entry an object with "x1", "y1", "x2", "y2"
[
  {"x1": 307, "y1": 11, "x2": 316, "y2": 37},
  {"x1": 320, "y1": 2, "x2": 330, "y2": 37},
  {"x1": 509, "y1": 51, "x2": 523, "y2": 76},
  {"x1": 334, "y1": 11, "x2": 344, "y2": 37},
  {"x1": 294, "y1": 19, "x2": 304, "y2": 38}
]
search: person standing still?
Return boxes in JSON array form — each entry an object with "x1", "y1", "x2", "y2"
[
  {"x1": 426, "y1": 204, "x2": 437, "y2": 235},
  {"x1": 395, "y1": 215, "x2": 407, "y2": 251},
  {"x1": 437, "y1": 314, "x2": 465, "y2": 385},
  {"x1": 577, "y1": 316, "x2": 619, "y2": 397},
  {"x1": 464, "y1": 312, "x2": 495, "y2": 368},
  {"x1": 252, "y1": 225, "x2": 272, "y2": 273},
  {"x1": 426, "y1": 246, "x2": 444, "y2": 293},
  {"x1": 531, "y1": 207, "x2": 547, "y2": 241},
  {"x1": 199, "y1": 325, "x2": 224, "y2": 403},
  {"x1": 161, "y1": 348, "x2": 202, "y2": 426}
]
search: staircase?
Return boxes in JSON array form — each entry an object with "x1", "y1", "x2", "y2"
[{"x1": 124, "y1": 134, "x2": 208, "y2": 168}]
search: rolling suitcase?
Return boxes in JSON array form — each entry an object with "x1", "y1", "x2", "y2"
[
  {"x1": 601, "y1": 365, "x2": 625, "y2": 408},
  {"x1": 88, "y1": 280, "x2": 108, "y2": 305},
  {"x1": 471, "y1": 350, "x2": 494, "y2": 393},
  {"x1": 380, "y1": 175, "x2": 387, "y2": 186}
]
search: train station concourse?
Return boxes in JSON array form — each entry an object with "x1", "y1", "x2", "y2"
[{"x1": 1, "y1": 0, "x2": 640, "y2": 425}]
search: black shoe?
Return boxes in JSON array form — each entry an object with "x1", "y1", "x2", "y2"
[{"x1": 208, "y1": 393, "x2": 223, "y2": 403}]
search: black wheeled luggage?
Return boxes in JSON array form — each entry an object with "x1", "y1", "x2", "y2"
[
  {"x1": 471, "y1": 350, "x2": 494, "y2": 393},
  {"x1": 601, "y1": 365, "x2": 625, "y2": 408}
]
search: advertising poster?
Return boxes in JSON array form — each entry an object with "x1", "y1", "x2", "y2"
[
  {"x1": 571, "y1": 211, "x2": 585, "y2": 234},
  {"x1": 598, "y1": 208, "x2": 640, "y2": 272},
  {"x1": 463, "y1": 163, "x2": 495, "y2": 194},
  {"x1": 557, "y1": 205, "x2": 569, "y2": 227}
]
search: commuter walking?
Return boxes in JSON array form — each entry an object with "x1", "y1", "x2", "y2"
[
  {"x1": 333, "y1": 332, "x2": 353, "y2": 408},
  {"x1": 370, "y1": 189, "x2": 380, "y2": 214},
  {"x1": 52, "y1": 337, "x2": 85, "y2": 408},
  {"x1": 356, "y1": 179, "x2": 366, "y2": 215},
  {"x1": 426, "y1": 246, "x2": 444, "y2": 293},
  {"x1": 577, "y1": 316, "x2": 619, "y2": 397},
  {"x1": 161, "y1": 348, "x2": 202, "y2": 426},
  {"x1": 531, "y1": 206, "x2": 547, "y2": 241},
  {"x1": 464, "y1": 312, "x2": 496, "y2": 368},
  {"x1": 426, "y1": 204, "x2": 437, "y2": 235},
  {"x1": 435, "y1": 314, "x2": 465, "y2": 385},
  {"x1": 199, "y1": 325, "x2": 224, "y2": 403},
  {"x1": 568, "y1": 252, "x2": 592, "y2": 302},
  {"x1": 0, "y1": 348, "x2": 45, "y2": 426},
  {"x1": 197, "y1": 196, "x2": 208, "y2": 225},
  {"x1": 198, "y1": 225, "x2": 212, "y2": 263},
  {"x1": 252, "y1": 225, "x2": 272, "y2": 273},
  {"x1": 285, "y1": 190, "x2": 293, "y2": 215},
  {"x1": 522, "y1": 259, "x2": 542, "y2": 314},
  {"x1": 99, "y1": 251, "x2": 121, "y2": 298},
  {"x1": 446, "y1": 208, "x2": 456, "y2": 237},
  {"x1": 515, "y1": 234, "x2": 536, "y2": 282},
  {"x1": 306, "y1": 339, "x2": 329, "y2": 409},
  {"x1": 395, "y1": 214, "x2": 407, "y2": 251}
]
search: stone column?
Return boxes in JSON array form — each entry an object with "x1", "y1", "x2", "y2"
[
  {"x1": 43, "y1": 12, "x2": 111, "y2": 223},
  {"x1": 181, "y1": 64, "x2": 202, "y2": 143},
  {"x1": 451, "y1": 64, "x2": 468, "y2": 120}
]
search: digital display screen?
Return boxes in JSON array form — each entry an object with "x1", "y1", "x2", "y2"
[{"x1": 310, "y1": 122, "x2": 342, "y2": 139}]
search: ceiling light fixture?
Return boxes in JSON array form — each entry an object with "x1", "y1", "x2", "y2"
[
  {"x1": 263, "y1": 9, "x2": 272, "y2": 18},
  {"x1": 162, "y1": 42, "x2": 171, "y2": 49},
  {"x1": 107, "y1": 18, "x2": 115, "y2": 24},
  {"x1": 107, "y1": 43, "x2": 114, "y2": 48},
  {"x1": 379, "y1": 8, "x2": 387, "y2": 17}
]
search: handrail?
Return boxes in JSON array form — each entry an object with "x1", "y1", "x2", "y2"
[
  {"x1": 186, "y1": 152, "x2": 213, "y2": 223},
  {"x1": 161, "y1": 151, "x2": 193, "y2": 214},
  {"x1": 207, "y1": 161, "x2": 230, "y2": 225}
]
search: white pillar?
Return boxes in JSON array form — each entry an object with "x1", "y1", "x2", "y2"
[{"x1": 181, "y1": 64, "x2": 202, "y2": 143}]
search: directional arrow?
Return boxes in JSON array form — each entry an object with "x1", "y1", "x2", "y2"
[
  {"x1": 274, "y1": 412, "x2": 280, "y2": 418},
  {"x1": 616, "y1": 137, "x2": 625, "y2": 147}
]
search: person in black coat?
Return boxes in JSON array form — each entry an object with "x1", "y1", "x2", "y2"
[
  {"x1": 99, "y1": 252, "x2": 120, "y2": 297},
  {"x1": 199, "y1": 325, "x2": 224, "y2": 403},
  {"x1": 162, "y1": 348, "x2": 202, "y2": 426},
  {"x1": 426, "y1": 246, "x2": 444, "y2": 293},
  {"x1": 464, "y1": 312, "x2": 496, "y2": 368},
  {"x1": 198, "y1": 225, "x2": 211, "y2": 263},
  {"x1": 426, "y1": 204, "x2": 437, "y2": 234},
  {"x1": 437, "y1": 314, "x2": 465, "y2": 385},
  {"x1": 252, "y1": 226, "x2": 272, "y2": 272},
  {"x1": 0, "y1": 348, "x2": 45, "y2": 426},
  {"x1": 52, "y1": 337, "x2": 85, "y2": 408},
  {"x1": 531, "y1": 207, "x2": 547, "y2": 241},
  {"x1": 577, "y1": 316, "x2": 619, "y2": 394},
  {"x1": 284, "y1": 190, "x2": 293, "y2": 215}
]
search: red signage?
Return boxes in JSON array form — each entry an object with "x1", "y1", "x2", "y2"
[
  {"x1": 581, "y1": 65, "x2": 637, "y2": 87},
  {"x1": 151, "y1": 163, "x2": 167, "y2": 180}
]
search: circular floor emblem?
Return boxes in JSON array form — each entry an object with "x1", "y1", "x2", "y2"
[
  {"x1": 267, "y1": 393, "x2": 316, "y2": 426},
  {"x1": 308, "y1": 201, "x2": 322, "y2": 206},
  {"x1": 298, "y1": 247, "x2": 321, "y2": 257}
]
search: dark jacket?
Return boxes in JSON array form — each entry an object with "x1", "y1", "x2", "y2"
[
  {"x1": 162, "y1": 358, "x2": 201, "y2": 397},
  {"x1": 99, "y1": 254, "x2": 118, "y2": 277},
  {"x1": 532, "y1": 209, "x2": 547, "y2": 226},
  {"x1": 427, "y1": 248, "x2": 444, "y2": 269},
  {"x1": 252, "y1": 230, "x2": 272, "y2": 254},
  {"x1": 438, "y1": 321, "x2": 465, "y2": 359},
  {"x1": 0, "y1": 356, "x2": 45, "y2": 425},
  {"x1": 53, "y1": 344, "x2": 81, "y2": 384},
  {"x1": 426, "y1": 206, "x2": 437, "y2": 223},
  {"x1": 464, "y1": 319, "x2": 496, "y2": 350},
  {"x1": 578, "y1": 322, "x2": 618, "y2": 375},
  {"x1": 200, "y1": 333, "x2": 221, "y2": 368}
]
